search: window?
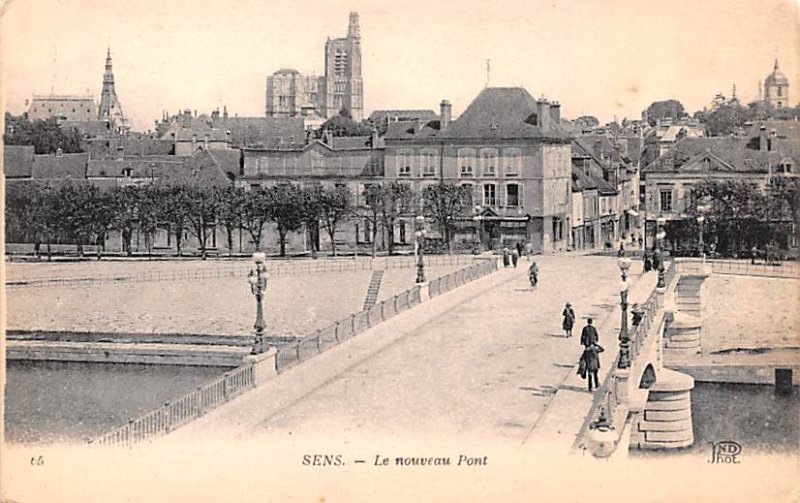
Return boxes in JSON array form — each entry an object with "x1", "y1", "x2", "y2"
[
  {"x1": 777, "y1": 87, "x2": 782, "y2": 97},
  {"x1": 364, "y1": 219, "x2": 371, "y2": 243},
  {"x1": 399, "y1": 220, "x2": 406, "y2": 244},
  {"x1": 483, "y1": 184, "x2": 496, "y2": 206},
  {"x1": 458, "y1": 149, "x2": 475, "y2": 177},
  {"x1": 505, "y1": 149, "x2": 521, "y2": 176},
  {"x1": 397, "y1": 152, "x2": 412, "y2": 177},
  {"x1": 506, "y1": 184, "x2": 521, "y2": 207},
  {"x1": 480, "y1": 149, "x2": 497, "y2": 176},
  {"x1": 659, "y1": 189, "x2": 673, "y2": 212},
  {"x1": 420, "y1": 151, "x2": 437, "y2": 177}
]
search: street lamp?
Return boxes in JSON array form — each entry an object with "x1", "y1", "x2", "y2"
[
  {"x1": 655, "y1": 217, "x2": 667, "y2": 289},
  {"x1": 415, "y1": 215, "x2": 427, "y2": 284},
  {"x1": 248, "y1": 251, "x2": 269, "y2": 354},
  {"x1": 696, "y1": 203, "x2": 709, "y2": 258},
  {"x1": 616, "y1": 256, "x2": 632, "y2": 369}
]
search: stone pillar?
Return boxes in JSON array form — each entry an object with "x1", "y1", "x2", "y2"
[
  {"x1": 243, "y1": 346, "x2": 278, "y2": 385},
  {"x1": 631, "y1": 368, "x2": 694, "y2": 450}
]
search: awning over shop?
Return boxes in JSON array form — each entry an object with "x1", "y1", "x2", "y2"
[{"x1": 626, "y1": 209, "x2": 640, "y2": 217}]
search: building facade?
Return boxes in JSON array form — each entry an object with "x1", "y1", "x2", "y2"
[
  {"x1": 383, "y1": 87, "x2": 573, "y2": 254},
  {"x1": 641, "y1": 121, "x2": 799, "y2": 252}
]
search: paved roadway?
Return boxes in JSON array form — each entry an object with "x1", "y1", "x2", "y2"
[{"x1": 167, "y1": 254, "x2": 651, "y2": 447}]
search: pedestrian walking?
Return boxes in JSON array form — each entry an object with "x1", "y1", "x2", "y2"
[
  {"x1": 651, "y1": 250, "x2": 661, "y2": 271},
  {"x1": 502, "y1": 247, "x2": 510, "y2": 267},
  {"x1": 580, "y1": 318, "x2": 599, "y2": 347},
  {"x1": 511, "y1": 248, "x2": 519, "y2": 268},
  {"x1": 562, "y1": 302, "x2": 575, "y2": 338},
  {"x1": 617, "y1": 243, "x2": 625, "y2": 257},
  {"x1": 643, "y1": 250, "x2": 652, "y2": 272},
  {"x1": 580, "y1": 342, "x2": 604, "y2": 391},
  {"x1": 516, "y1": 242, "x2": 524, "y2": 258}
]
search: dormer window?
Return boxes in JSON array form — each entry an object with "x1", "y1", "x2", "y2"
[{"x1": 122, "y1": 168, "x2": 132, "y2": 177}]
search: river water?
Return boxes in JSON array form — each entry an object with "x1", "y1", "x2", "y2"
[
  {"x1": 631, "y1": 382, "x2": 800, "y2": 457},
  {"x1": 4, "y1": 361, "x2": 231, "y2": 444}
]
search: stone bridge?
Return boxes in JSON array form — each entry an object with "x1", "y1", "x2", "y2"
[{"x1": 578, "y1": 258, "x2": 714, "y2": 457}]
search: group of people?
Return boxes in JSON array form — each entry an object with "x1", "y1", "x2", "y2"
[
  {"x1": 502, "y1": 242, "x2": 526, "y2": 268},
  {"x1": 642, "y1": 249, "x2": 662, "y2": 273},
  {"x1": 562, "y1": 303, "x2": 604, "y2": 392}
]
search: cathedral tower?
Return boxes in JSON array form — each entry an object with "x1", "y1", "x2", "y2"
[
  {"x1": 764, "y1": 59, "x2": 789, "y2": 109},
  {"x1": 323, "y1": 12, "x2": 363, "y2": 120},
  {"x1": 98, "y1": 48, "x2": 128, "y2": 132}
]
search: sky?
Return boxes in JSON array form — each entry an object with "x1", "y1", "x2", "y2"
[{"x1": 1, "y1": 0, "x2": 798, "y2": 132}]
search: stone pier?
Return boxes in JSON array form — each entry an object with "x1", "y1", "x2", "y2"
[
  {"x1": 664, "y1": 259, "x2": 711, "y2": 355},
  {"x1": 630, "y1": 368, "x2": 695, "y2": 449}
]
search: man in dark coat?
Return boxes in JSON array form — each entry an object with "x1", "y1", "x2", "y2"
[
  {"x1": 643, "y1": 250, "x2": 652, "y2": 272},
  {"x1": 580, "y1": 318, "x2": 598, "y2": 347},
  {"x1": 582, "y1": 342, "x2": 604, "y2": 391}
]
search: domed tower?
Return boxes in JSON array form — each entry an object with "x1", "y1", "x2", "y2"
[
  {"x1": 764, "y1": 59, "x2": 789, "y2": 109},
  {"x1": 98, "y1": 48, "x2": 128, "y2": 133}
]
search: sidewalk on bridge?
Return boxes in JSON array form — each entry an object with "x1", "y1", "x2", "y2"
[
  {"x1": 521, "y1": 263, "x2": 659, "y2": 454},
  {"x1": 162, "y1": 260, "x2": 517, "y2": 443}
]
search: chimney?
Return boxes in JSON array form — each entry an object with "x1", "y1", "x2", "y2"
[
  {"x1": 440, "y1": 99, "x2": 452, "y2": 130},
  {"x1": 769, "y1": 129, "x2": 777, "y2": 151},
  {"x1": 116, "y1": 144, "x2": 124, "y2": 161},
  {"x1": 550, "y1": 101, "x2": 561, "y2": 123},
  {"x1": 369, "y1": 128, "x2": 379, "y2": 148},
  {"x1": 536, "y1": 99, "x2": 551, "y2": 129},
  {"x1": 204, "y1": 132, "x2": 209, "y2": 150},
  {"x1": 323, "y1": 129, "x2": 333, "y2": 146},
  {"x1": 759, "y1": 125, "x2": 767, "y2": 151},
  {"x1": 594, "y1": 139, "x2": 603, "y2": 160},
  {"x1": 192, "y1": 134, "x2": 197, "y2": 151},
  {"x1": 56, "y1": 147, "x2": 63, "y2": 157}
]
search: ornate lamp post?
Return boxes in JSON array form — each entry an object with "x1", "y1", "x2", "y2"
[
  {"x1": 415, "y1": 215, "x2": 427, "y2": 284},
  {"x1": 616, "y1": 256, "x2": 632, "y2": 369},
  {"x1": 655, "y1": 217, "x2": 667, "y2": 289},
  {"x1": 248, "y1": 251, "x2": 269, "y2": 354},
  {"x1": 696, "y1": 203, "x2": 709, "y2": 258},
  {"x1": 472, "y1": 204, "x2": 483, "y2": 251}
]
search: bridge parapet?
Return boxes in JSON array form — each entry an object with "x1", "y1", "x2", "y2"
[{"x1": 582, "y1": 260, "x2": 677, "y2": 456}]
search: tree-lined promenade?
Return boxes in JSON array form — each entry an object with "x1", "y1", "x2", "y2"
[{"x1": 5, "y1": 179, "x2": 474, "y2": 260}]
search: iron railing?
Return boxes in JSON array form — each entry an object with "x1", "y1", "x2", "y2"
[
  {"x1": 707, "y1": 259, "x2": 800, "y2": 279},
  {"x1": 88, "y1": 257, "x2": 499, "y2": 446},
  {"x1": 7, "y1": 255, "x2": 480, "y2": 289},
  {"x1": 90, "y1": 363, "x2": 255, "y2": 447}
]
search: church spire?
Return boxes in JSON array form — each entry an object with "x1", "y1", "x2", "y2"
[
  {"x1": 98, "y1": 48, "x2": 127, "y2": 132},
  {"x1": 774, "y1": 58, "x2": 779, "y2": 71}
]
